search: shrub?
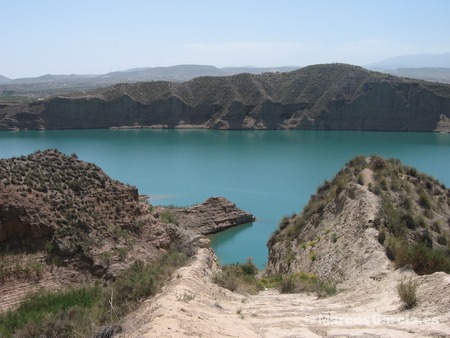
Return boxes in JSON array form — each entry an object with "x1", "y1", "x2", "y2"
[
  {"x1": 437, "y1": 235, "x2": 447, "y2": 246},
  {"x1": 357, "y1": 174, "x2": 364, "y2": 185},
  {"x1": 0, "y1": 248, "x2": 188, "y2": 337},
  {"x1": 259, "y1": 275, "x2": 282, "y2": 289},
  {"x1": 160, "y1": 210, "x2": 176, "y2": 224},
  {"x1": 240, "y1": 258, "x2": 258, "y2": 275},
  {"x1": 418, "y1": 191, "x2": 432, "y2": 210},
  {"x1": 400, "y1": 196, "x2": 412, "y2": 210},
  {"x1": 14, "y1": 306, "x2": 99, "y2": 338},
  {"x1": 0, "y1": 286, "x2": 101, "y2": 337},
  {"x1": 278, "y1": 272, "x2": 336, "y2": 297},
  {"x1": 377, "y1": 229, "x2": 386, "y2": 245},
  {"x1": 279, "y1": 217, "x2": 290, "y2": 230},
  {"x1": 110, "y1": 264, "x2": 157, "y2": 318},
  {"x1": 393, "y1": 242, "x2": 450, "y2": 275},
  {"x1": 315, "y1": 280, "x2": 337, "y2": 298},
  {"x1": 407, "y1": 167, "x2": 418, "y2": 177},
  {"x1": 214, "y1": 258, "x2": 262, "y2": 295},
  {"x1": 372, "y1": 157, "x2": 386, "y2": 171},
  {"x1": 385, "y1": 245, "x2": 396, "y2": 261},
  {"x1": 397, "y1": 277, "x2": 418, "y2": 309},
  {"x1": 279, "y1": 275, "x2": 296, "y2": 293},
  {"x1": 331, "y1": 233, "x2": 338, "y2": 243},
  {"x1": 431, "y1": 222, "x2": 441, "y2": 234},
  {"x1": 266, "y1": 231, "x2": 278, "y2": 247}
]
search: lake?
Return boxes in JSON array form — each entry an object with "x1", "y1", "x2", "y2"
[{"x1": 1, "y1": 129, "x2": 450, "y2": 268}]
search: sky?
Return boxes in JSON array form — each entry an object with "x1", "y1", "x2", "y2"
[{"x1": 1, "y1": 0, "x2": 449, "y2": 78}]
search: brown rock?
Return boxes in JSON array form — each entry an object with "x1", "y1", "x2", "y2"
[{"x1": 169, "y1": 197, "x2": 255, "y2": 235}]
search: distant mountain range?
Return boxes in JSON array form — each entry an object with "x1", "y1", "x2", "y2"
[
  {"x1": 1, "y1": 65, "x2": 302, "y2": 84},
  {"x1": 366, "y1": 53, "x2": 450, "y2": 83},
  {"x1": 0, "y1": 75, "x2": 11, "y2": 84},
  {"x1": 366, "y1": 52, "x2": 450, "y2": 70},
  {"x1": 2, "y1": 53, "x2": 450, "y2": 95}
]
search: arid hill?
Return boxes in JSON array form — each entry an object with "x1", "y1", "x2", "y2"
[
  {"x1": 0, "y1": 150, "x2": 253, "y2": 315},
  {"x1": 1, "y1": 64, "x2": 450, "y2": 131},
  {"x1": 266, "y1": 156, "x2": 450, "y2": 280}
]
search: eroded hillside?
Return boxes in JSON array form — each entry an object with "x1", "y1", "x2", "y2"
[
  {"x1": 0, "y1": 150, "x2": 253, "y2": 316},
  {"x1": 266, "y1": 156, "x2": 450, "y2": 281},
  {"x1": 1, "y1": 64, "x2": 450, "y2": 131}
]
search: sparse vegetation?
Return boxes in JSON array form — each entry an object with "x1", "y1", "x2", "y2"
[
  {"x1": 160, "y1": 210, "x2": 176, "y2": 224},
  {"x1": 176, "y1": 291, "x2": 196, "y2": 302},
  {"x1": 0, "y1": 286, "x2": 101, "y2": 337},
  {"x1": 386, "y1": 238, "x2": 450, "y2": 274},
  {"x1": 0, "y1": 249, "x2": 188, "y2": 337},
  {"x1": 278, "y1": 272, "x2": 336, "y2": 297},
  {"x1": 0, "y1": 150, "x2": 147, "y2": 267},
  {"x1": 214, "y1": 258, "x2": 263, "y2": 295},
  {"x1": 366, "y1": 157, "x2": 450, "y2": 275},
  {"x1": 331, "y1": 233, "x2": 338, "y2": 243},
  {"x1": 267, "y1": 154, "x2": 450, "y2": 302},
  {"x1": 397, "y1": 277, "x2": 418, "y2": 309},
  {"x1": 0, "y1": 253, "x2": 45, "y2": 284}
]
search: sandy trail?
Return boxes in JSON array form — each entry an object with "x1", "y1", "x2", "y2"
[{"x1": 121, "y1": 248, "x2": 450, "y2": 338}]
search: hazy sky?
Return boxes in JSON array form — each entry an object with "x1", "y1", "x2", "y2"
[{"x1": 1, "y1": 0, "x2": 449, "y2": 78}]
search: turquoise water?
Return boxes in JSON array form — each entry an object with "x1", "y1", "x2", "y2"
[{"x1": 1, "y1": 129, "x2": 450, "y2": 268}]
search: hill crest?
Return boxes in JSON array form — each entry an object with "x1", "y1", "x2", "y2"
[{"x1": 266, "y1": 156, "x2": 450, "y2": 281}]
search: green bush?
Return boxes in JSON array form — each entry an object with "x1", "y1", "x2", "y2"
[
  {"x1": 391, "y1": 240, "x2": 450, "y2": 275},
  {"x1": 278, "y1": 272, "x2": 336, "y2": 297},
  {"x1": 0, "y1": 286, "x2": 101, "y2": 337},
  {"x1": 279, "y1": 275, "x2": 296, "y2": 293},
  {"x1": 214, "y1": 258, "x2": 262, "y2": 295},
  {"x1": 0, "y1": 249, "x2": 188, "y2": 337},
  {"x1": 13, "y1": 306, "x2": 98, "y2": 338},
  {"x1": 418, "y1": 190, "x2": 432, "y2": 210},
  {"x1": 160, "y1": 210, "x2": 176, "y2": 224}
]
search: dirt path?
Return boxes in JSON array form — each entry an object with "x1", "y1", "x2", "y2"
[{"x1": 121, "y1": 248, "x2": 450, "y2": 337}]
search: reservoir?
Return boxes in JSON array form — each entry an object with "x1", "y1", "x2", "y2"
[{"x1": 1, "y1": 129, "x2": 449, "y2": 268}]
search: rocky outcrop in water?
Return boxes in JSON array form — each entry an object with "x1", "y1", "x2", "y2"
[
  {"x1": 168, "y1": 197, "x2": 255, "y2": 235},
  {"x1": 1, "y1": 64, "x2": 450, "y2": 132}
]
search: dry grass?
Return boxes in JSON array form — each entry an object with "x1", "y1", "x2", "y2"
[{"x1": 397, "y1": 277, "x2": 418, "y2": 309}]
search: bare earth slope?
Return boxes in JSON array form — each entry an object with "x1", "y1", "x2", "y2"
[
  {"x1": 121, "y1": 248, "x2": 450, "y2": 337},
  {"x1": 122, "y1": 156, "x2": 450, "y2": 337},
  {"x1": 1, "y1": 64, "x2": 450, "y2": 131}
]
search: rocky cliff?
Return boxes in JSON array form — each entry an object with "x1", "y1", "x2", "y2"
[{"x1": 1, "y1": 64, "x2": 450, "y2": 132}]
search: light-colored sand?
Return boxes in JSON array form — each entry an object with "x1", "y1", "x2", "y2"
[{"x1": 120, "y1": 248, "x2": 450, "y2": 338}]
